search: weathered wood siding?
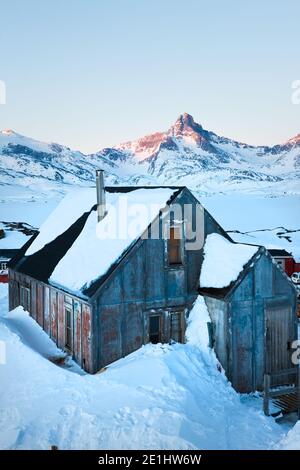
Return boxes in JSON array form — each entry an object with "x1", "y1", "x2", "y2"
[
  {"x1": 91, "y1": 189, "x2": 226, "y2": 372},
  {"x1": 36, "y1": 283, "x2": 44, "y2": 328},
  {"x1": 73, "y1": 299, "x2": 82, "y2": 366},
  {"x1": 82, "y1": 303, "x2": 92, "y2": 372},
  {"x1": 205, "y1": 251, "x2": 297, "y2": 393},
  {"x1": 50, "y1": 288, "x2": 58, "y2": 343},
  {"x1": 44, "y1": 286, "x2": 50, "y2": 335},
  {"x1": 57, "y1": 292, "x2": 65, "y2": 349},
  {"x1": 8, "y1": 189, "x2": 237, "y2": 375},
  {"x1": 8, "y1": 270, "x2": 93, "y2": 373}
]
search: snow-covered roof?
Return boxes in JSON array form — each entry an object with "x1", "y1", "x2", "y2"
[
  {"x1": 200, "y1": 233, "x2": 259, "y2": 289},
  {"x1": 19, "y1": 186, "x2": 180, "y2": 295},
  {"x1": 50, "y1": 188, "x2": 176, "y2": 292},
  {"x1": 0, "y1": 230, "x2": 31, "y2": 250},
  {"x1": 26, "y1": 189, "x2": 96, "y2": 256}
]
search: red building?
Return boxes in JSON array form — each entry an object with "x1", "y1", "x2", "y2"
[
  {"x1": 0, "y1": 249, "x2": 20, "y2": 283},
  {"x1": 268, "y1": 249, "x2": 300, "y2": 277}
]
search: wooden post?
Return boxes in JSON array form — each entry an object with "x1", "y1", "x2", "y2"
[{"x1": 263, "y1": 374, "x2": 270, "y2": 416}]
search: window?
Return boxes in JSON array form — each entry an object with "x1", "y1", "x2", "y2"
[
  {"x1": 149, "y1": 315, "x2": 161, "y2": 344},
  {"x1": 170, "y1": 312, "x2": 182, "y2": 343},
  {"x1": 65, "y1": 307, "x2": 72, "y2": 349},
  {"x1": 0, "y1": 262, "x2": 7, "y2": 270},
  {"x1": 168, "y1": 226, "x2": 182, "y2": 265},
  {"x1": 276, "y1": 259, "x2": 285, "y2": 271},
  {"x1": 20, "y1": 285, "x2": 30, "y2": 311}
]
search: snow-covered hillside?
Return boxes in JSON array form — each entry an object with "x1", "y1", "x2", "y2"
[
  {"x1": 0, "y1": 115, "x2": 299, "y2": 263},
  {"x1": 200, "y1": 194, "x2": 300, "y2": 261},
  {"x1": 112, "y1": 113, "x2": 300, "y2": 195},
  {"x1": 0, "y1": 129, "x2": 125, "y2": 199},
  {"x1": 0, "y1": 286, "x2": 287, "y2": 450},
  {"x1": 1, "y1": 113, "x2": 300, "y2": 197}
]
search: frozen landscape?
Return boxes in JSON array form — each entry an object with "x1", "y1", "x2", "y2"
[
  {"x1": 0, "y1": 285, "x2": 293, "y2": 450},
  {"x1": 1, "y1": 113, "x2": 300, "y2": 259},
  {"x1": 1, "y1": 114, "x2": 300, "y2": 450}
]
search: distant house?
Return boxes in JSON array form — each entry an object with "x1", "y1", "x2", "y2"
[
  {"x1": 0, "y1": 249, "x2": 19, "y2": 282},
  {"x1": 267, "y1": 249, "x2": 300, "y2": 277},
  {"x1": 8, "y1": 173, "x2": 298, "y2": 392},
  {"x1": 0, "y1": 224, "x2": 37, "y2": 283},
  {"x1": 200, "y1": 235, "x2": 298, "y2": 393}
]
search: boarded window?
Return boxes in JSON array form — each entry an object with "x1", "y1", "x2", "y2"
[
  {"x1": 170, "y1": 312, "x2": 182, "y2": 343},
  {"x1": 65, "y1": 307, "x2": 72, "y2": 350},
  {"x1": 168, "y1": 226, "x2": 182, "y2": 265},
  {"x1": 20, "y1": 285, "x2": 30, "y2": 311},
  {"x1": 149, "y1": 315, "x2": 161, "y2": 344}
]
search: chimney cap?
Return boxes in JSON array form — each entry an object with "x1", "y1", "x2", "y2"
[{"x1": 96, "y1": 169, "x2": 104, "y2": 176}]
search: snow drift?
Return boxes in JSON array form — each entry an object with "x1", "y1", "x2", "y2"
[{"x1": 0, "y1": 286, "x2": 285, "y2": 450}]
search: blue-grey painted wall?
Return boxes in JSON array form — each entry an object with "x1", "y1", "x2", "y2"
[
  {"x1": 90, "y1": 188, "x2": 229, "y2": 372},
  {"x1": 204, "y1": 249, "x2": 297, "y2": 393}
]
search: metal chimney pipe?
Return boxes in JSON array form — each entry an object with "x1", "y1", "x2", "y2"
[{"x1": 96, "y1": 169, "x2": 106, "y2": 222}]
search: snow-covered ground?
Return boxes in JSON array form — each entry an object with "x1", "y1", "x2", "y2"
[
  {"x1": 0, "y1": 285, "x2": 292, "y2": 450},
  {"x1": 200, "y1": 193, "x2": 300, "y2": 261},
  {"x1": 1, "y1": 191, "x2": 300, "y2": 259}
]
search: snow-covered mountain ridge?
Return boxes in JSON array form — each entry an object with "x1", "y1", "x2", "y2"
[{"x1": 1, "y1": 113, "x2": 300, "y2": 196}]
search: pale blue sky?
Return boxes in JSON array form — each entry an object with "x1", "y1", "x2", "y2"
[{"x1": 0, "y1": 0, "x2": 300, "y2": 153}]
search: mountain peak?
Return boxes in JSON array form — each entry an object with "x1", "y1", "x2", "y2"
[
  {"x1": 286, "y1": 133, "x2": 300, "y2": 146},
  {"x1": 172, "y1": 113, "x2": 197, "y2": 133},
  {"x1": 169, "y1": 113, "x2": 206, "y2": 144},
  {"x1": 177, "y1": 112, "x2": 196, "y2": 126},
  {"x1": 0, "y1": 129, "x2": 17, "y2": 136}
]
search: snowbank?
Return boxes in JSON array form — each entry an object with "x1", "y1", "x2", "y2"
[
  {"x1": 186, "y1": 296, "x2": 211, "y2": 349},
  {"x1": 1, "y1": 306, "x2": 62, "y2": 360},
  {"x1": 0, "y1": 289, "x2": 285, "y2": 450},
  {"x1": 276, "y1": 421, "x2": 300, "y2": 449},
  {"x1": 200, "y1": 233, "x2": 258, "y2": 288}
]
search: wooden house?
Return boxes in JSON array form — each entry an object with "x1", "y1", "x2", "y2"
[
  {"x1": 8, "y1": 175, "x2": 229, "y2": 373},
  {"x1": 0, "y1": 223, "x2": 37, "y2": 283},
  {"x1": 8, "y1": 173, "x2": 298, "y2": 393},
  {"x1": 200, "y1": 234, "x2": 298, "y2": 393}
]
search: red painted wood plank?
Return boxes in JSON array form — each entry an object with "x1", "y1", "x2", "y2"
[
  {"x1": 73, "y1": 300, "x2": 82, "y2": 367},
  {"x1": 82, "y1": 304, "x2": 92, "y2": 373},
  {"x1": 50, "y1": 289, "x2": 58, "y2": 344},
  {"x1": 36, "y1": 284, "x2": 44, "y2": 327},
  {"x1": 44, "y1": 286, "x2": 50, "y2": 335},
  {"x1": 57, "y1": 292, "x2": 65, "y2": 349}
]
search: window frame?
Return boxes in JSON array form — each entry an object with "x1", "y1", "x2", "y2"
[
  {"x1": 65, "y1": 306, "x2": 73, "y2": 350},
  {"x1": 167, "y1": 223, "x2": 184, "y2": 267},
  {"x1": 170, "y1": 310, "x2": 183, "y2": 343},
  {"x1": 20, "y1": 284, "x2": 31, "y2": 311},
  {"x1": 148, "y1": 314, "x2": 162, "y2": 344}
]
